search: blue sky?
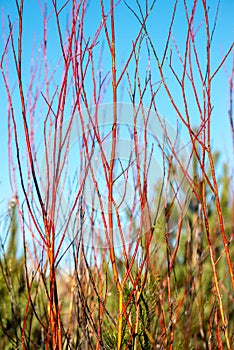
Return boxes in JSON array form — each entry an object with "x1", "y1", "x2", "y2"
[{"x1": 0, "y1": 0, "x2": 233, "y2": 211}]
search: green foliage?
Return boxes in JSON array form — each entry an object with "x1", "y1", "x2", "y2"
[
  {"x1": 0, "y1": 202, "x2": 25, "y2": 349},
  {"x1": 0, "y1": 202, "x2": 48, "y2": 349}
]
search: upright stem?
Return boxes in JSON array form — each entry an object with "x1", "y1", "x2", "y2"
[{"x1": 107, "y1": 2, "x2": 124, "y2": 349}]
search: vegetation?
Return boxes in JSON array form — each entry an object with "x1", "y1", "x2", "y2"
[
  {"x1": 0, "y1": 0, "x2": 233, "y2": 349},
  {"x1": 0, "y1": 156, "x2": 233, "y2": 348}
]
